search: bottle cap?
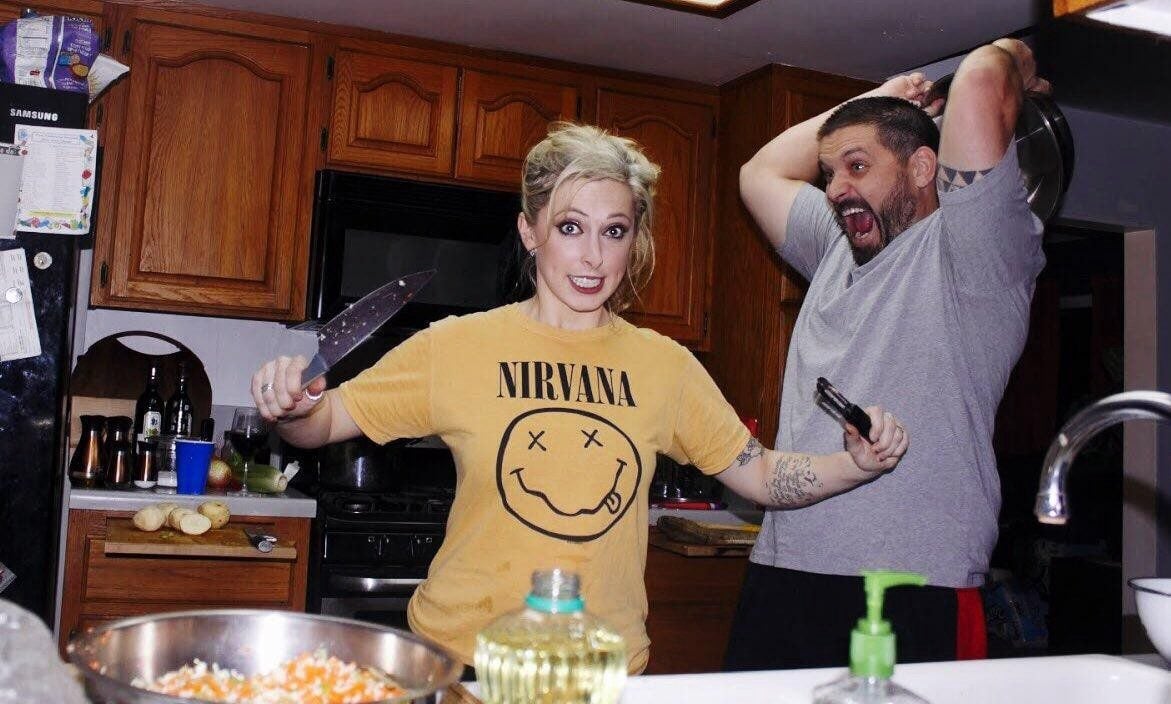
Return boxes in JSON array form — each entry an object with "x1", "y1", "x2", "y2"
[
  {"x1": 525, "y1": 568, "x2": 584, "y2": 613},
  {"x1": 850, "y1": 570, "x2": 926, "y2": 679}
]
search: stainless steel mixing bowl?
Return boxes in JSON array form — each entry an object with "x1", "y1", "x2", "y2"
[{"x1": 67, "y1": 609, "x2": 463, "y2": 703}]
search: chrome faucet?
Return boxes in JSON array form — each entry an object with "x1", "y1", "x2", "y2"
[{"x1": 1035, "y1": 390, "x2": 1171, "y2": 525}]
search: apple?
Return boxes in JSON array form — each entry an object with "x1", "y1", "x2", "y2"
[{"x1": 206, "y1": 458, "x2": 234, "y2": 489}]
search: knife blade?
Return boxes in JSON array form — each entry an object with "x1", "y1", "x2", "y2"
[{"x1": 300, "y1": 269, "x2": 436, "y2": 389}]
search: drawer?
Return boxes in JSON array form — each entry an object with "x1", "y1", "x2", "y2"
[{"x1": 83, "y1": 540, "x2": 293, "y2": 605}]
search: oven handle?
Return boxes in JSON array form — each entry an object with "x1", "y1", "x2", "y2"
[{"x1": 328, "y1": 574, "x2": 423, "y2": 596}]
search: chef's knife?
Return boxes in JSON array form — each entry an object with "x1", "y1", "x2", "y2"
[{"x1": 300, "y1": 269, "x2": 436, "y2": 389}]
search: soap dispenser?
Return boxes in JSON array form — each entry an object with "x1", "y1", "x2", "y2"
[{"x1": 813, "y1": 570, "x2": 932, "y2": 704}]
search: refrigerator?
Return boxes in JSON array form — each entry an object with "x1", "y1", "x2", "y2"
[{"x1": 0, "y1": 83, "x2": 89, "y2": 623}]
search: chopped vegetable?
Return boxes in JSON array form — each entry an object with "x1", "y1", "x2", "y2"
[
  {"x1": 167, "y1": 507, "x2": 211, "y2": 535},
  {"x1": 131, "y1": 650, "x2": 406, "y2": 703}
]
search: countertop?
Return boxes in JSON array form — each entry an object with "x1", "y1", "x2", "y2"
[
  {"x1": 67, "y1": 485, "x2": 317, "y2": 518},
  {"x1": 445, "y1": 654, "x2": 1171, "y2": 703}
]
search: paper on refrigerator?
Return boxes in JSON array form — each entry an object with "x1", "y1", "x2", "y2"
[
  {"x1": 0, "y1": 144, "x2": 24, "y2": 239},
  {"x1": 12, "y1": 124, "x2": 97, "y2": 235},
  {"x1": 0, "y1": 248, "x2": 40, "y2": 361}
]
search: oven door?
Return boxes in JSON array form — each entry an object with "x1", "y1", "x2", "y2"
[{"x1": 318, "y1": 569, "x2": 424, "y2": 631}]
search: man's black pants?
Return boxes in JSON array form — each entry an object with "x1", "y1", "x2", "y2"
[{"x1": 723, "y1": 563, "x2": 961, "y2": 671}]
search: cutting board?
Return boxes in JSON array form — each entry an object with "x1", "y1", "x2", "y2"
[
  {"x1": 649, "y1": 531, "x2": 751, "y2": 558},
  {"x1": 104, "y1": 518, "x2": 296, "y2": 560}
]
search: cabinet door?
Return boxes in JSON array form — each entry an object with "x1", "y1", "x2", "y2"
[
  {"x1": 596, "y1": 89, "x2": 715, "y2": 346},
  {"x1": 455, "y1": 70, "x2": 578, "y2": 187},
  {"x1": 328, "y1": 49, "x2": 459, "y2": 176},
  {"x1": 91, "y1": 12, "x2": 317, "y2": 319}
]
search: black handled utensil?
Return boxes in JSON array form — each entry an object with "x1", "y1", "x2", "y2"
[{"x1": 816, "y1": 377, "x2": 872, "y2": 440}]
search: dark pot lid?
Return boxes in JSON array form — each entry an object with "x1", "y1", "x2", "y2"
[{"x1": 925, "y1": 73, "x2": 1074, "y2": 223}]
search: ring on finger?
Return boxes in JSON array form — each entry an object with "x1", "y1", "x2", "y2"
[{"x1": 260, "y1": 382, "x2": 275, "y2": 393}]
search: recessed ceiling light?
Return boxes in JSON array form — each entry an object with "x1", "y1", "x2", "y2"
[{"x1": 618, "y1": 0, "x2": 765, "y2": 19}]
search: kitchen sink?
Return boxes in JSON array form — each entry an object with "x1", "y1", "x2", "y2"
[{"x1": 604, "y1": 654, "x2": 1171, "y2": 703}]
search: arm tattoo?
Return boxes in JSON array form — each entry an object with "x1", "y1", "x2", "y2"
[
  {"x1": 767, "y1": 454, "x2": 822, "y2": 508},
  {"x1": 735, "y1": 438, "x2": 765, "y2": 467},
  {"x1": 936, "y1": 164, "x2": 993, "y2": 193}
]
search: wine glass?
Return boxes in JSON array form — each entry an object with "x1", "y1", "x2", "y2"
[{"x1": 229, "y1": 407, "x2": 269, "y2": 496}]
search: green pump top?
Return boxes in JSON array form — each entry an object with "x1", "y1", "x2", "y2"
[{"x1": 849, "y1": 570, "x2": 927, "y2": 679}]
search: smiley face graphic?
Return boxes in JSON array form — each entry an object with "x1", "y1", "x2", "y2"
[{"x1": 496, "y1": 408, "x2": 642, "y2": 541}]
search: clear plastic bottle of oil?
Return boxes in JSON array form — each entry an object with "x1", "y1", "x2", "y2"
[{"x1": 474, "y1": 568, "x2": 627, "y2": 704}]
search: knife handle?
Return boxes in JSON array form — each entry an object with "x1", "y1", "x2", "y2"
[{"x1": 300, "y1": 354, "x2": 330, "y2": 391}]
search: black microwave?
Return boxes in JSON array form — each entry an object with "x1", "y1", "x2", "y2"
[{"x1": 305, "y1": 170, "x2": 529, "y2": 330}]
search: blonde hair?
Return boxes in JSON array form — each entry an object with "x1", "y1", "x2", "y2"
[{"x1": 520, "y1": 122, "x2": 660, "y2": 313}]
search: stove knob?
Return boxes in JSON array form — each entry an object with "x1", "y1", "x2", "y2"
[{"x1": 368, "y1": 535, "x2": 382, "y2": 558}]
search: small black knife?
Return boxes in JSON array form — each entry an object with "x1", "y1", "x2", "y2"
[
  {"x1": 300, "y1": 269, "x2": 436, "y2": 389},
  {"x1": 815, "y1": 377, "x2": 873, "y2": 440}
]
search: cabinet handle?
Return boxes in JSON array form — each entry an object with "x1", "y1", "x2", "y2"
[
  {"x1": 122, "y1": 30, "x2": 132, "y2": 55},
  {"x1": 319, "y1": 127, "x2": 329, "y2": 153},
  {"x1": 101, "y1": 28, "x2": 112, "y2": 52},
  {"x1": 326, "y1": 55, "x2": 334, "y2": 80},
  {"x1": 99, "y1": 261, "x2": 108, "y2": 287}
]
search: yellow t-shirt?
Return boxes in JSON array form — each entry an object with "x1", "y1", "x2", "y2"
[{"x1": 338, "y1": 303, "x2": 751, "y2": 672}]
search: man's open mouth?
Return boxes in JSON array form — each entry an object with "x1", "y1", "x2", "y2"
[{"x1": 839, "y1": 204, "x2": 876, "y2": 237}]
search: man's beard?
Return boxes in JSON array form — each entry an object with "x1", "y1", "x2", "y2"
[{"x1": 833, "y1": 176, "x2": 918, "y2": 266}]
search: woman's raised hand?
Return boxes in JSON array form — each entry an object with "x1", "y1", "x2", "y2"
[{"x1": 251, "y1": 355, "x2": 328, "y2": 423}]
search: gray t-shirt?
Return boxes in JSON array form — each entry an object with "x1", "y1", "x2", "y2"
[{"x1": 752, "y1": 147, "x2": 1045, "y2": 587}]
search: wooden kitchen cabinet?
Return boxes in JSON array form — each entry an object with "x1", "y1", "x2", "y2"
[
  {"x1": 644, "y1": 532, "x2": 749, "y2": 673},
  {"x1": 455, "y1": 69, "x2": 578, "y2": 187},
  {"x1": 327, "y1": 47, "x2": 459, "y2": 176},
  {"x1": 593, "y1": 85, "x2": 718, "y2": 348},
  {"x1": 327, "y1": 43, "x2": 578, "y2": 189},
  {"x1": 76, "y1": 0, "x2": 718, "y2": 339},
  {"x1": 88, "y1": 8, "x2": 327, "y2": 320},
  {"x1": 58, "y1": 508, "x2": 310, "y2": 657},
  {"x1": 700, "y1": 65, "x2": 874, "y2": 444}
]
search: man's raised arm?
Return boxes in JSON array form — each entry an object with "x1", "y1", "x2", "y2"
[{"x1": 738, "y1": 74, "x2": 937, "y2": 251}]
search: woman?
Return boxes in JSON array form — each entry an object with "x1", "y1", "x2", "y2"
[{"x1": 252, "y1": 123, "x2": 909, "y2": 672}]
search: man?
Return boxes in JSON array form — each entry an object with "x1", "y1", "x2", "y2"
[{"x1": 725, "y1": 38, "x2": 1050, "y2": 669}]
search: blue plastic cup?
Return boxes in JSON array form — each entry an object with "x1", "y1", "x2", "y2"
[{"x1": 175, "y1": 439, "x2": 215, "y2": 495}]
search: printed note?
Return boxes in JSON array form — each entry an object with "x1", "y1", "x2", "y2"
[
  {"x1": 0, "y1": 248, "x2": 40, "y2": 361},
  {"x1": 12, "y1": 124, "x2": 97, "y2": 235},
  {"x1": 0, "y1": 144, "x2": 23, "y2": 240}
]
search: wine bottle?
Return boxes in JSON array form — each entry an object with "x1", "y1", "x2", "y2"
[
  {"x1": 134, "y1": 364, "x2": 164, "y2": 442},
  {"x1": 164, "y1": 362, "x2": 195, "y2": 437}
]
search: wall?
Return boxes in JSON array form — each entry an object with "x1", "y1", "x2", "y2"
[
  {"x1": 1053, "y1": 106, "x2": 1171, "y2": 577},
  {"x1": 71, "y1": 249, "x2": 318, "y2": 409}
]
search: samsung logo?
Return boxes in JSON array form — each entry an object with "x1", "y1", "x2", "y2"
[{"x1": 9, "y1": 109, "x2": 58, "y2": 121}]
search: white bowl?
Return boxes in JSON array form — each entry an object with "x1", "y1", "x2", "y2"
[{"x1": 1130, "y1": 577, "x2": 1171, "y2": 661}]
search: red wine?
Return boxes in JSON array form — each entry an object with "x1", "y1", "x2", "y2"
[{"x1": 228, "y1": 429, "x2": 270, "y2": 464}]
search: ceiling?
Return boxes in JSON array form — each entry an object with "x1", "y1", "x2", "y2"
[{"x1": 190, "y1": 0, "x2": 1047, "y2": 85}]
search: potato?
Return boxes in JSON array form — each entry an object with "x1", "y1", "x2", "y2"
[
  {"x1": 176, "y1": 511, "x2": 212, "y2": 536},
  {"x1": 168, "y1": 507, "x2": 196, "y2": 531},
  {"x1": 132, "y1": 505, "x2": 166, "y2": 532},
  {"x1": 197, "y1": 500, "x2": 230, "y2": 529},
  {"x1": 155, "y1": 502, "x2": 180, "y2": 524}
]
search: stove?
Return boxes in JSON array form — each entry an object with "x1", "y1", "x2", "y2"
[
  {"x1": 309, "y1": 487, "x2": 454, "y2": 630},
  {"x1": 321, "y1": 489, "x2": 454, "y2": 524}
]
